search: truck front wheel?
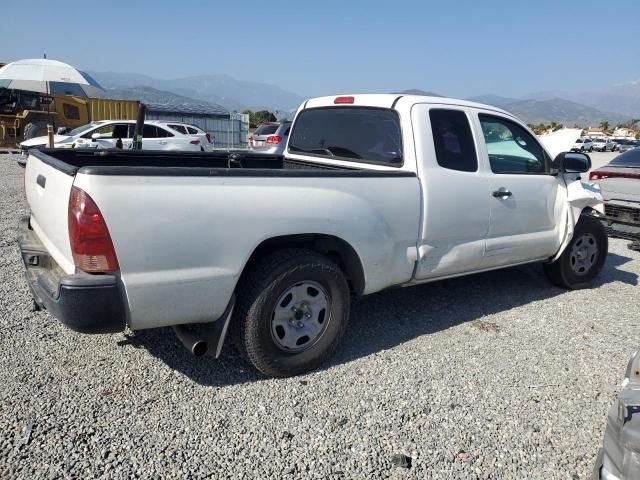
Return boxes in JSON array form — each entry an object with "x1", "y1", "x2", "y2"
[
  {"x1": 234, "y1": 249, "x2": 350, "y2": 377},
  {"x1": 544, "y1": 215, "x2": 608, "y2": 289}
]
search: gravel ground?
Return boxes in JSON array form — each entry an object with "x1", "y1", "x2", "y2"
[{"x1": 1, "y1": 153, "x2": 639, "y2": 479}]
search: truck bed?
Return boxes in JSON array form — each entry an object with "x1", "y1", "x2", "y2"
[{"x1": 31, "y1": 148, "x2": 411, "y2": 177}]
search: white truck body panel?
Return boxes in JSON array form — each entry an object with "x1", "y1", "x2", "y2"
[
  {"x1": 22, "y1": 93, "x2": 604, "y2": 333},
  {"x1": 73, "y1": 172, "x2": 421, "y2": 329}
]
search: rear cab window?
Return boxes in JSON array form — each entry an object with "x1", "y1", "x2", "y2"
[
  {"x1": 429, "y1": 109, "x2": 477, "y2": 172},
  {"x1": 288, "y1": 107, "x2": 403, "y2": 166}
]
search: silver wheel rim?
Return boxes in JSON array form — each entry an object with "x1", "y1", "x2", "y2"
[
  {"x1": 569, "y1": 233, "x2": 598, "y2": 275},
  {"x1": 271, "y1": 281, "x2": 331, "y2": 353}
]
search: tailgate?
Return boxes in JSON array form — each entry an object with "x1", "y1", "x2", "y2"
[{"x1": 24, "y1": 153, "x2": 76, "y2": 274}]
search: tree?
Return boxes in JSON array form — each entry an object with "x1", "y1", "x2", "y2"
[
  {"x1": 599, "y1": 121, "x2": 610, "y2": 133},
  {"x1": 624, "y1": 118, "x2": 640, "y2": 130},
  {"x1": 242, "y1": 109, "x2": 277, "y2": 128}
]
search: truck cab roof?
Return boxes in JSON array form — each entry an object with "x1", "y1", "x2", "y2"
[{"x1": 302, "y1": 93, "x2": 514, "y2": 118}]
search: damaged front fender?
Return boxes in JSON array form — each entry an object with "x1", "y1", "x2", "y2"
[{"x1": 551, "y1": 176, "x2": 605, "y2": 262}]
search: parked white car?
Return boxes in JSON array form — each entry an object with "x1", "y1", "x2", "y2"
[
  {"x1": 592, "y1": 138, "x2": 615, "y2": 152},
  {"x1": 17, "y1": 120, "x2": 206, "y2": 164},
  {"x1": 165, "y1": 123, "x2": 214, "y2": 151},
  {"x1": 571, "y1": 137, "x2": 594, "y2": 152},
  {"x1": 19, "y1": 93, "x2": 607, "y2": 377}
]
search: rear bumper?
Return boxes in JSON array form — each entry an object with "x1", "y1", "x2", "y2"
[{"x1": 17, "y1": 215, "x2": 127, "y2": 333}]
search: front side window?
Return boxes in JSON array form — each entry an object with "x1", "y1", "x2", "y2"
[
  {"x1": 112, "y1": 124, "x2": 130, "y2": 138},
  {"x1": 62, "y1": 103, "x2": 80, "y2": 120},
  {"x1": 479, "y1": 114, "x2": 546, "y2": 174},
  {"x1": 429, "y1": 109, "x2": 478, "y2": 172},
  {"x1": 288, "y1": 107, "x2": 403, "y2": 165}
]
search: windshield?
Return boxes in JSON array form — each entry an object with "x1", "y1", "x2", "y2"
[
  {"x1": 68, "y1": 122, "x2": 105, "y2": 136},
  {"x1": 575, "y1": 139, "x2": 583, "y2": 143}
]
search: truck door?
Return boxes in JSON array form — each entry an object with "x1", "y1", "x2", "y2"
[
  {"x1": 475, "y1": 112, "x2": 564, "y2": 267},
  {"x1": 412, "y1": 105, "x2": 491, "y2": 279}
]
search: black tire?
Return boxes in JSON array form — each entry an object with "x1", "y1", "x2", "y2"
[
  {"x1": 233, "y1": 249, "x2": 350, "y2": 377},
  {"x1": 23, "y1": 121, "x2": 50, "y2": 140},
  {"x1": 544, "y1": 215, "x2": 608, "y2": 289}
]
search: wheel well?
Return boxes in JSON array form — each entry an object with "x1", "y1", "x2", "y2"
[{"x1": 242, "y1": 234, "x2": 365, "y2": 296}]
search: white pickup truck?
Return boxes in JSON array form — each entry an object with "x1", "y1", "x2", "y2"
[{"x1": 19, "y1": 94, "x2": 607, "y2": 377}]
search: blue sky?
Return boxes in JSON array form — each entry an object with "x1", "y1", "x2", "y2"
[{"x1": 1, "y1": 0, "x2": 639, "y2": 98}]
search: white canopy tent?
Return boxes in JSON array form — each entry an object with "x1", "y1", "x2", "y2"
[{"x1": 0, "y1": 58, "x2": 103, "y2": 97}]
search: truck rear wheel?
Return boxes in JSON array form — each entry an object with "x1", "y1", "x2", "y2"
[
  {"x1": 544, "y1": 215, "x2": 608, "y2": 289},
  {"x1": 23, "y1": 121, "x2": 49, "y2": 140},
  {"x1": 233, "y1": 249, "x2": 350, "y2": 377}
]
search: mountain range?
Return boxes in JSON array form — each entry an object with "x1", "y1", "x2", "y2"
[
  {"x1": 88, "y1": 71, "x2": 304, "y2": 113},
  {"x1": 88, "y1": 71, "x2": 640, "y2": 127}
]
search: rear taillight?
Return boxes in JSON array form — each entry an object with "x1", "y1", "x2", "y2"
[
  {"x1": 590, "y1": 170, "x2": 640, "y2": 181},
  {"x1": 190, "y1": 139, "x2": 200, "y2": 145},
  {"x1": 68, "y1": 186, "x2": 119, "y2": 273},
  {"x1": 266, "y1": 135, "x2": 282, "y2": 144},
  {"x1": 206, "y1": 133, "x2": 212, "y2": 144}
]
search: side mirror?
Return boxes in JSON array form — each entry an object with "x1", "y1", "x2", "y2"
[
  {"x1": 551, "y1": 151, "x2": 591, "y2": 174},
  {"x1": 91, "y1": 132, "x2": 100, "y2": 141}
]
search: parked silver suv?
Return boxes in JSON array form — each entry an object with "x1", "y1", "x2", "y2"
[{"x1": 249, "y1": 121, "x2": 291, "y2": 155}]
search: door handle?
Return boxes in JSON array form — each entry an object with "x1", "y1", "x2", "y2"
[
  {"x1": 36, "y1": 174, "x2": 46, "y2": 188},
  {"x1": 492, "y1": 189, "x2": 512, "y2": 198}
]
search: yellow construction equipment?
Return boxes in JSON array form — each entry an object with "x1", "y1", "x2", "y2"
[{"x1": 0, "y1": 89, "x2": 139, "y2": 148}]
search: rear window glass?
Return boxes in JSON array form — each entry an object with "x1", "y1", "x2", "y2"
[
  {"x1": 611, "y1": 149, "x2": 640, "y2": 166},
  {"x1": 186, "y1": 126, "x2": 199, "y2": 134},
  {"x1": 288, "y1": 107, "x2": 402, "y2": 165},
  {"x1": 254, "y1": 124, "x2": 279, "y2": 135},
  {"x1": 168, "y1": 124, "x2": 187, "y2": 134}
]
